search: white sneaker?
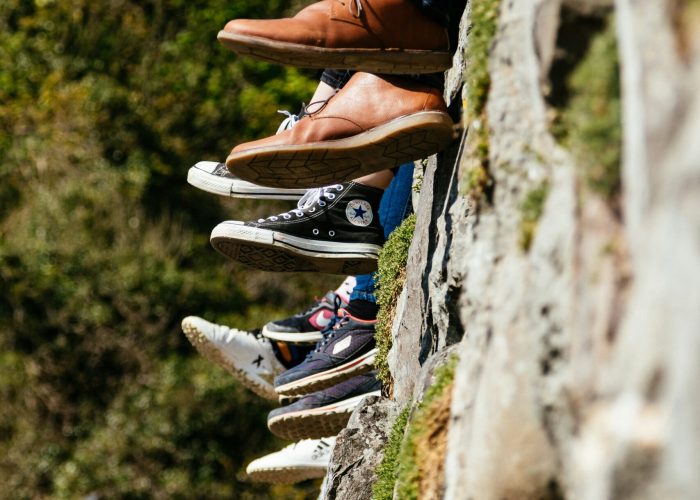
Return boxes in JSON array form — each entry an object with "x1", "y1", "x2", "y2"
[
  {"x1": 187, "y1": 161, "x2": 307, "y2": 200},
  {"x1": 181, "y1": 316, "x2": 285, "y2": 399},
  {"x1": 246, "y1": 437, "x2": 336, "y2": 484},
  {"x1": 187, "y1": 111, "x2": 307, "y2": 200}
]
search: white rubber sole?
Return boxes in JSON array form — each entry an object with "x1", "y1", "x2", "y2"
[
  {"x1": 187, "y1": 165, "x2": 305, "y2": 200},
  {"x1": 261, "y1": 326, "x2": 324, "y2": 344},
  {"x1": 275, "y1": 348, "x2": 378, "y2": 397},
  {"x1": 246, "y1": 464, "x2": 328, "y2": 484},
  {"x1": 210, "y1": 222, "x2": 380, "y2": 275},
  {"x1": 181, "y1": 319, "x2": 278, "y2": 400},
  {"x1": 267, "y1": 391, "x2": 381, "y2": 440}
]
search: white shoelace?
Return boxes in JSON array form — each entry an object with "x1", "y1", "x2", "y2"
[
  {"x1": 337, "y1": 0, "x2": 363, "y2": 17},
  {"x1": 275, "y1": 110, "x2": 300, "y2": 134},
  {"x1": 257, "y1": 184, "x2": 344, "y2": 223}
]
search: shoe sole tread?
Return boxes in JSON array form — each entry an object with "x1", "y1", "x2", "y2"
[
  {"x1": 226, "y1": 111, "x2": 455, "y2": 189},
  {"x1": 182, "y1": 321, "x2": 278, "y2": 400},
  {"x1": 218, "y1": 31, "x2": 452, "y2": 74}
]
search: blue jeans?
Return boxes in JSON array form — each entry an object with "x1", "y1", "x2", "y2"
[{"x1": 350, "y1": 163, "x2": 414, "y2": 303}]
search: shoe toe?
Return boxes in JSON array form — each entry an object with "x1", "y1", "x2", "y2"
[
  {"x1": 192, "y1": 161, "x2": 221, "y2": 174},
  {"x1": 181, "y1": 315, "x2": 210, "y2": 332}
]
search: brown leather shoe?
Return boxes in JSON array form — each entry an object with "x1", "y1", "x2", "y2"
[
  {"x1": 226, "y1": 72, "x2": 455, "y2": 189},
  {"x1": 218, "y1": 0, "x2": 451, "y2": 74}
]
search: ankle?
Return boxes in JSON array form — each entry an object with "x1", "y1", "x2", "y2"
[{"x1": 345, "y1": 299, "x2": 379, "y2": 321}]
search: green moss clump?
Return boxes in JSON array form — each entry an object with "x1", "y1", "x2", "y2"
[
  {"x1": 554, "y1": 17, "x2": 621, "y2": 200},
  {"x1": 461, "y1": 0, "x2": 501, "y2": 202},
  {"x1": 371, "y1": 406, "x2": 410, "y2": 500},
  {"x1": 520, "y1": 183, "x2": 550, "y2": 251},
  {"x1": 395, "y1": 356, "x2": 459, "y2": 500},
  {"x1": 465, "y1": 0, "x2": 502, "y2": 119},
  {"x1": 375, "y1": 214, "x2": 417, "y2": 389}
]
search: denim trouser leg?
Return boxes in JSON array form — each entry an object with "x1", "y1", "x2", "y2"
[{"x1": 350, "y1": 163, "x2": 415, "y2": 303}]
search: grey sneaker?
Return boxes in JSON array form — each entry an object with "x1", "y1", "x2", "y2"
[{"x1": 267, "y1": 372, "x2": 381, "y2": 440}]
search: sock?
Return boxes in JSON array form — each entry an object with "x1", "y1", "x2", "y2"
[
  {"x1": 345, "y1": 299, "x2": 379, "y2": 321},
  {"x1": 335, "y1": 276, "x2": 357, "y2": 302},
  {"x1": 270, "y1": 340, "x2": 313, "y2": 369}
]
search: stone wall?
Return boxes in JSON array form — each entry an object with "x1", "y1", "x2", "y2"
[{"x1": 325, "y1": 0, "x2": 700, "y2": 498}]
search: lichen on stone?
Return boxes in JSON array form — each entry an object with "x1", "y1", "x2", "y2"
[
  {"x1": 375, "y1": 213, "x2": 417, "y2": 390},
  {"x1": 519, "y1": 182, "x2": 550, "y2": 251}
]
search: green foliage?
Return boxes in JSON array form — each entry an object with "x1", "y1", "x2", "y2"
[
  {"x1": 374, "y1": 214, "x2": 417, "y2": 389},
  {"x1": 0, "y1": 1, "x2": 330, "y2": 498},
  {"x1": 371, "y1": 406, "x2": 410, "y2": 500},
  {"x1": 553, "y1": 17, "x2": 621, "y2": 200},
  {"x1": 520, "y1": 183, "x2": 550, "y2": 251}
]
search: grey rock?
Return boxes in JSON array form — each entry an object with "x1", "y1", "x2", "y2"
[{"x1": 321, "y1": 397, "x2": 399, "y2": 500}]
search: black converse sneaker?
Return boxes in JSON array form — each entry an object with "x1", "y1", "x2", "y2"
[
  {"x1": 187, "y1": 161, "x2": 307, "y2": 200},
  {"x1": 210, "y1": 182, "x2": 385, "y2": 274}
]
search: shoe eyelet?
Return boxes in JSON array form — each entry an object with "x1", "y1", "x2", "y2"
[
  {"x1": 283, "y1": 214, "x2": 291, "y2": 220},
  {"x1": 313, "y1": 228, "x2": 320, "y2": 235},
  {"x1": 329, "y1": 230, "x2": 335, "y2": 237},
  {"x1": 319, "y1": 201, "x2": 326, "y2": 207},
  {"x1": 327, "y1": 193, "x2": 335, "y2": 199},
  {"x1": 336, "y1": 185, "x2": 344, "y2": 191},
  {"x1": 309, "y1": 207, "x2": 316, "y2": 213},
  {"x1": 271, "y1": 216, "x2": 279, "y2": 221}
]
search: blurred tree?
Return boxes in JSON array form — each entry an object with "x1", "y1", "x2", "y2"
[{"x1": 0, "y1": 0, "x2": 332, "y2": 497}]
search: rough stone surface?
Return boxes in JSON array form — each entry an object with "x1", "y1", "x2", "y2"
[
  {"x1": 325, "y1": 0, "x2": 700, "y2": 498},
  {"x1": 321, "y1": 396, "x2": 399, "y2": 500}
]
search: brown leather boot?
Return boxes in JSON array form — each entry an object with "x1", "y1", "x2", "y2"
[
  {"x1": 218, "y1": 0, "x2": 451, "y2": 74},
  {"x1": 226, "y1": 72, "x2": 455, "y2": 189}
]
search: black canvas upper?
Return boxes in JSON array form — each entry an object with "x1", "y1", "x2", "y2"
[{"x1": 246, "y1": 182, "x2": 385, "y2": 247}]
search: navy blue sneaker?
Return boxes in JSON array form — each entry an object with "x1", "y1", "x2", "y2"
[
  {"x1": 267, "y1": 372, "x2": 382, "y2": 440},
  {"x1": 274, "y1": 311, "x2": 377, "y2": 397},
  {"x1": 262, "y1": 291, "x2": 347, "y2": 344}
]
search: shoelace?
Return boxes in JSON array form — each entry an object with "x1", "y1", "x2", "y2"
[
  {"x1": 307, "y1": 296, "x2": 347, "y2": 357},
  {"x1": 256, "y1": 184, "x2": 344, "y2": 223},
  {"x1": 294, "y1": 294, "x2": 331, "y2": 317},
  {"x1": 276, "y1": 92, "x2": 337, "y2": 134},
  {"x1": 275, "y1": 110, "x2": 301, "y2": 134},
  {"x1": 336, "y1": 0, "x2": 363, "y2": 17}
]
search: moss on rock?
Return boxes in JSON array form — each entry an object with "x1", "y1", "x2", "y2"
[
  {"x1": 375, "y1": 214, "x2": 417, "y2": 391},
  {"x1": 552, "y1": 16, "x2": 622, "y2": 201},
  {"x1": 520, "y1": 182, "x2": 550, "y2": 251}
]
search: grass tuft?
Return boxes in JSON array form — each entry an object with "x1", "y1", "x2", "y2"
[{"x1": 374, "y1": 214, "x2": 417, "y2": 390}]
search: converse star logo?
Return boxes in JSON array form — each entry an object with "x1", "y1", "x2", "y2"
[
  {"x1": 346, "y1": 199, "x2": 373, "y2": 227},
  {"x1": 332, "y1": 335, "x2": 352, "y2": 355}
]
